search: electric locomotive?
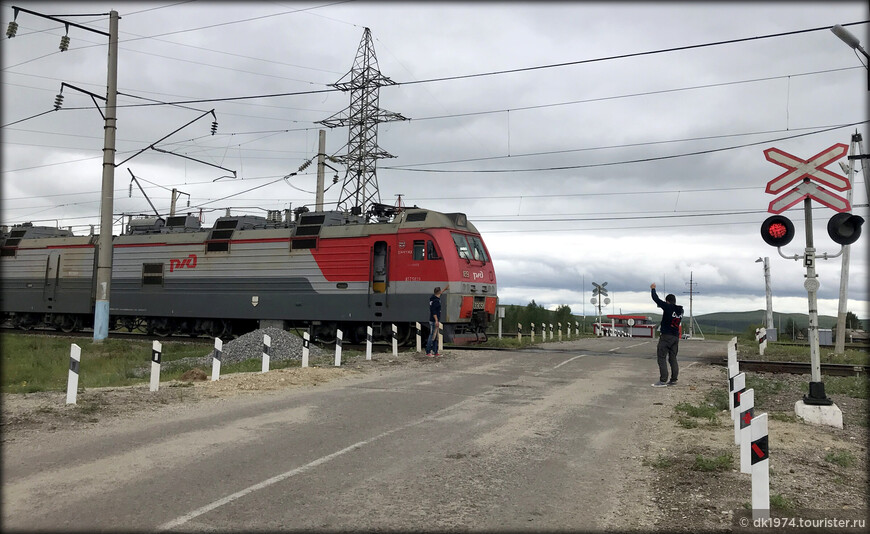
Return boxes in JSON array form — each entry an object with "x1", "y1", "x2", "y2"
[{"x1": 0, "y1": 204, "x2": 498, "y2": 344}]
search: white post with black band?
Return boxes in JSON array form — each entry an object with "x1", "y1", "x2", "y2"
[
  {"x1": 150, "y1": 340, "x2": 162, "y2": 392},
  {"x1": 66, "y1": 343, "x2": 81, "y2": 405}
]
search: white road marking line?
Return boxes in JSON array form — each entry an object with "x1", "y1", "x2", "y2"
[
  {"x1": 158, "y1": 399, "x2": 465, "y2": 530},
  {"x1": 553, "y1": 355, "x2": 585, "y2": 370}
]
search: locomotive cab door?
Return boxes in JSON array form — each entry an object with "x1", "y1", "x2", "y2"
[
  {"x1": 371, "y1": 241, "x2": 388, "y2": 294},
  {"x1": 43, "y1": 250, "x2": 60, "y2": 310}
]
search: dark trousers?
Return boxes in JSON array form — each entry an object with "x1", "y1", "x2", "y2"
[
  {"x1": 656, "y1": 334, "x2": 680, "y2": 382},
  {"x1": 426, "y1": 321, "x2": 438, "y2": 354}
]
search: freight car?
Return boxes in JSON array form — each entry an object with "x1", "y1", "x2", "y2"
[{"x1": 0, "y1": 205, "x2": 498, "y2": 344}]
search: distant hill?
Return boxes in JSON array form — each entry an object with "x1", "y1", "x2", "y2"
[{"x1": 636, "y1": 310, "x2": 850, "y2": 335}]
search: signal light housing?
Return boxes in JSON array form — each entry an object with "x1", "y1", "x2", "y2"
[
  {"x1": 827, "y1": 213, "x2": 864, "y2": 245},
  {"x1": 760, "y1": 215, "x2": 795, "y2": 247}
]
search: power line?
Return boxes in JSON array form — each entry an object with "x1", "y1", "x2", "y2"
[
  {"x1": 383, "y1": 121, "x2": 870, "y2": 173},
  {"x1": 20, "y1": 20, "x2": 865, "y2": 109}
]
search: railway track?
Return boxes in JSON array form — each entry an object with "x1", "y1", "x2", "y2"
[{"x1": 718, "y1": 358, "x2": 868, "y2": 377}]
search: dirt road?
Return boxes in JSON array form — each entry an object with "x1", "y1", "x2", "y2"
[{"x1": 2, "y1": 339, "x2": 866, "y2": 531}]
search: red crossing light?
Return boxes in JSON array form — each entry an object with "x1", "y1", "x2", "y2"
[{"x1": 760, "y1": 215, "x2": 795, "y2": 247}]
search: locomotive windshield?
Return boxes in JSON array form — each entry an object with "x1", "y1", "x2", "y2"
[{"x1": 451, "y1": 233, "x2": 488, "y2": 263}]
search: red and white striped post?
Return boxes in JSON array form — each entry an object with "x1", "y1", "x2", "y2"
[
  {"x1": 302, "y1": 331, "x2": 310, "y2": 368},
  {"x1": 756, "y1": 327, "x2": 768, "y2": 356},
  {"x1": 335, "y1": 329, "x2": 343, "y2": 366},
  {"x1": 150, "y1": 340, "x2": 162, "y2": 392},
  {"x1": 66, "y1": 344, "x2": 81, "y2": 405},
  {"x1": 739, "y1": 388, "x2": 755, "y2": 474},
  {"x1": 211, "y1": 338, "x2": 222, "y2": 381},
  {"x1": 731, "y1": 372, "x2": 746, "y2": 445},
  {"x1": 261, "y1": 334, "x2": 271, "y2": 373},
  {"x1": 751, "y1": 413, "x2": 770, "y2": 520},
  {"x1": 727, "y1": 337, "x2": 739, "y2": 414}
]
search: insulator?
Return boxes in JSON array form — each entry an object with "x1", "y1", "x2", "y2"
[
  {"x1": 299, "y1": 160, "x2": 311, "y2": 171},
  {"x1": 59, "y1": 35, "x2": 70, "y2": 52},
  {"x1": 6, "y1": 21, "x2": 18, "y2": 39},
  {"x1": 210, "y1": 121, "x2": 218, "y2": 135},
  {"x1": 53, "y1": 93, "x2": 64, "y2": 110}
]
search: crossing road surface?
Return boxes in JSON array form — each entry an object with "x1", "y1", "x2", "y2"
[{"x1": 2, "y1": 337, "x2": 725, "y2": 531}]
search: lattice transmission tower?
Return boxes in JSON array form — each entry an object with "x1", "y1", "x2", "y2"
[{"x1": 319, "y1": 27, "x2": 406, "y2": 218}]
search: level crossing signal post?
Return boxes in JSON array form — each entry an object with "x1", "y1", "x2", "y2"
[
  {"x1": 760, "y1": 143, "x2": 864, "y2": 428},
  {"x1": 590, "y1": 282, "x2": 609, "y2": 335}
]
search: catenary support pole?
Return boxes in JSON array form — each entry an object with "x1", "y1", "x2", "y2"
[
  {"x1": 93, "y1": 11, "x2": 120, "y2": 342},
  {"x1": 834, "y1": 133, "x2": 860, "y2": 355},
  {"x1": 316, "y1": 129, "x2": 326, "y2": 211}
]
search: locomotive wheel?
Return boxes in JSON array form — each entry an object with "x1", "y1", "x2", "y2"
[
  {"x1": 58, "y1": 315, "x2": 81, "y2": 333},
  {"x1": 148, "y1": 318, "x2": 172, "y2": 337}
]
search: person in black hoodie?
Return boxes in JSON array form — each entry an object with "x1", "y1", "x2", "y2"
[
  {"x1": 426, "y1": 284, "x2": 449, "y2": 356},
  {"x1": 650, "y1": 283, "x2": 684, "y2": 387}
]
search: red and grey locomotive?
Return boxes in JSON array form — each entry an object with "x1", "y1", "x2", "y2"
[{"x1": 1, "y1": 205, "x2": 498, "y2": 344}]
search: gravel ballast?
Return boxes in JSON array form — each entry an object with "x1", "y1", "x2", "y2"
[{"x1": 133, "y1": 328, "x2": 324, "y2": 376}]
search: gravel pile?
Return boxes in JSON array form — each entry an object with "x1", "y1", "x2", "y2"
[{"x1": 132, "y1": 328, "x2": 323, "y2": 377}]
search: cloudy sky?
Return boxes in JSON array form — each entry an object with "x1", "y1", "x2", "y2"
[{"x1": 2, "y1": 1, "x2": 869, "y2": 323}]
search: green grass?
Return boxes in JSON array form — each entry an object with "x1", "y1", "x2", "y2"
[
  {"x1": 692, "y1": 452, "x2": 733, "y2": 472},
  {"x1": 769, "y1": 412, "x2": 798, "y2": 423},
  {"x1": 737, "y1": 340, "x2": 870, "y2": 365},
  {"x1": 824, "y1": 450, "x2": 856, "y2": 468},
  {"x1": 642, "y1": 455, "x2": 673, "y2": 469},
  {"x1": 674, "y1": 401, "x2": 719, "y2": 421},
  {"x1": 704, "y1": 388, "x2": 730, "y2": 411},
  {"x1": 822, "y1": 375, "x2": 869, "y2": 399},
  {"x1": 770, "y1": 493, "x2": 795, "y2": 512},
  {"x1": 2, "y1": 334, "x2": 224, "y2": 393}
]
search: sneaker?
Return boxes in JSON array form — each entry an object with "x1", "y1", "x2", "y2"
[
  {"x1": 433, "y1": 353, "x2": 440, "y2": 357},
  {"x1": 667, "y1": 380, "x2": 678, "y2": 386},
  {"x1": 652, "y1": 381, "x2": 668, "y2": 387}
]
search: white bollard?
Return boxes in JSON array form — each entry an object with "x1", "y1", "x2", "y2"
[
  {"x1": 335, "y1": 329, "x2": 343, "y2": 366},
  {"x1": 531, "y1": 322, "x2": 535, "y2": 343},
  {"x1": 302, "y1": 331, "x2": 310, "y2": 368},
  {"x1": 366, "y1": 326, "x2": 373, "y2": 360},
  {"x1": 150, "y1": 340, "x2": 162, "y2": 392},
  {"x1": 391, "y1": 323, "x2": 398, "y2": 357},
  {"x1": 438, "y1": 330, "x2": 443, "y2": 353},
  {"x1": 575, "y1": 322, "x2": 579, "y2": 337},
  {"x1": 732, "y1": 372, "x2": 746, "y2": 444},
  {"x1": 549, "y1": 323, "x2": 553, "y2": 341},
  {"x1": 756, "y1": 327, "x2": 767, "y2": 356},
  {"x1": 739, "y1": 388, "x2": 756, "y2": 474},
  {"x1": 415, "y1": 322, "x2": 421, "y2": 353},
  {"x1": 262, "y1": 334, "x2": 271, "y2": 373},
  {"x1": 558, "y1": 323, "x2": 562, "y2": 342},
  {"x1": 498, "y1": 315, "x2": 503, "y2": 339},
  {"x1": 727, "y1": 337, "x2": 740, "y2": 415},
  {"x1": 211, "y1": 338, "x2": 222, "y2": 381},
  {"x1": 751, "y1": 413, "x2": 770, "y2": 520},
  {"x1": 517, "y1": 323, "x2": 522, "y2": 342},
  {"x1": 66, "y1": 343, "x2": 81, "y2": 405}
]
